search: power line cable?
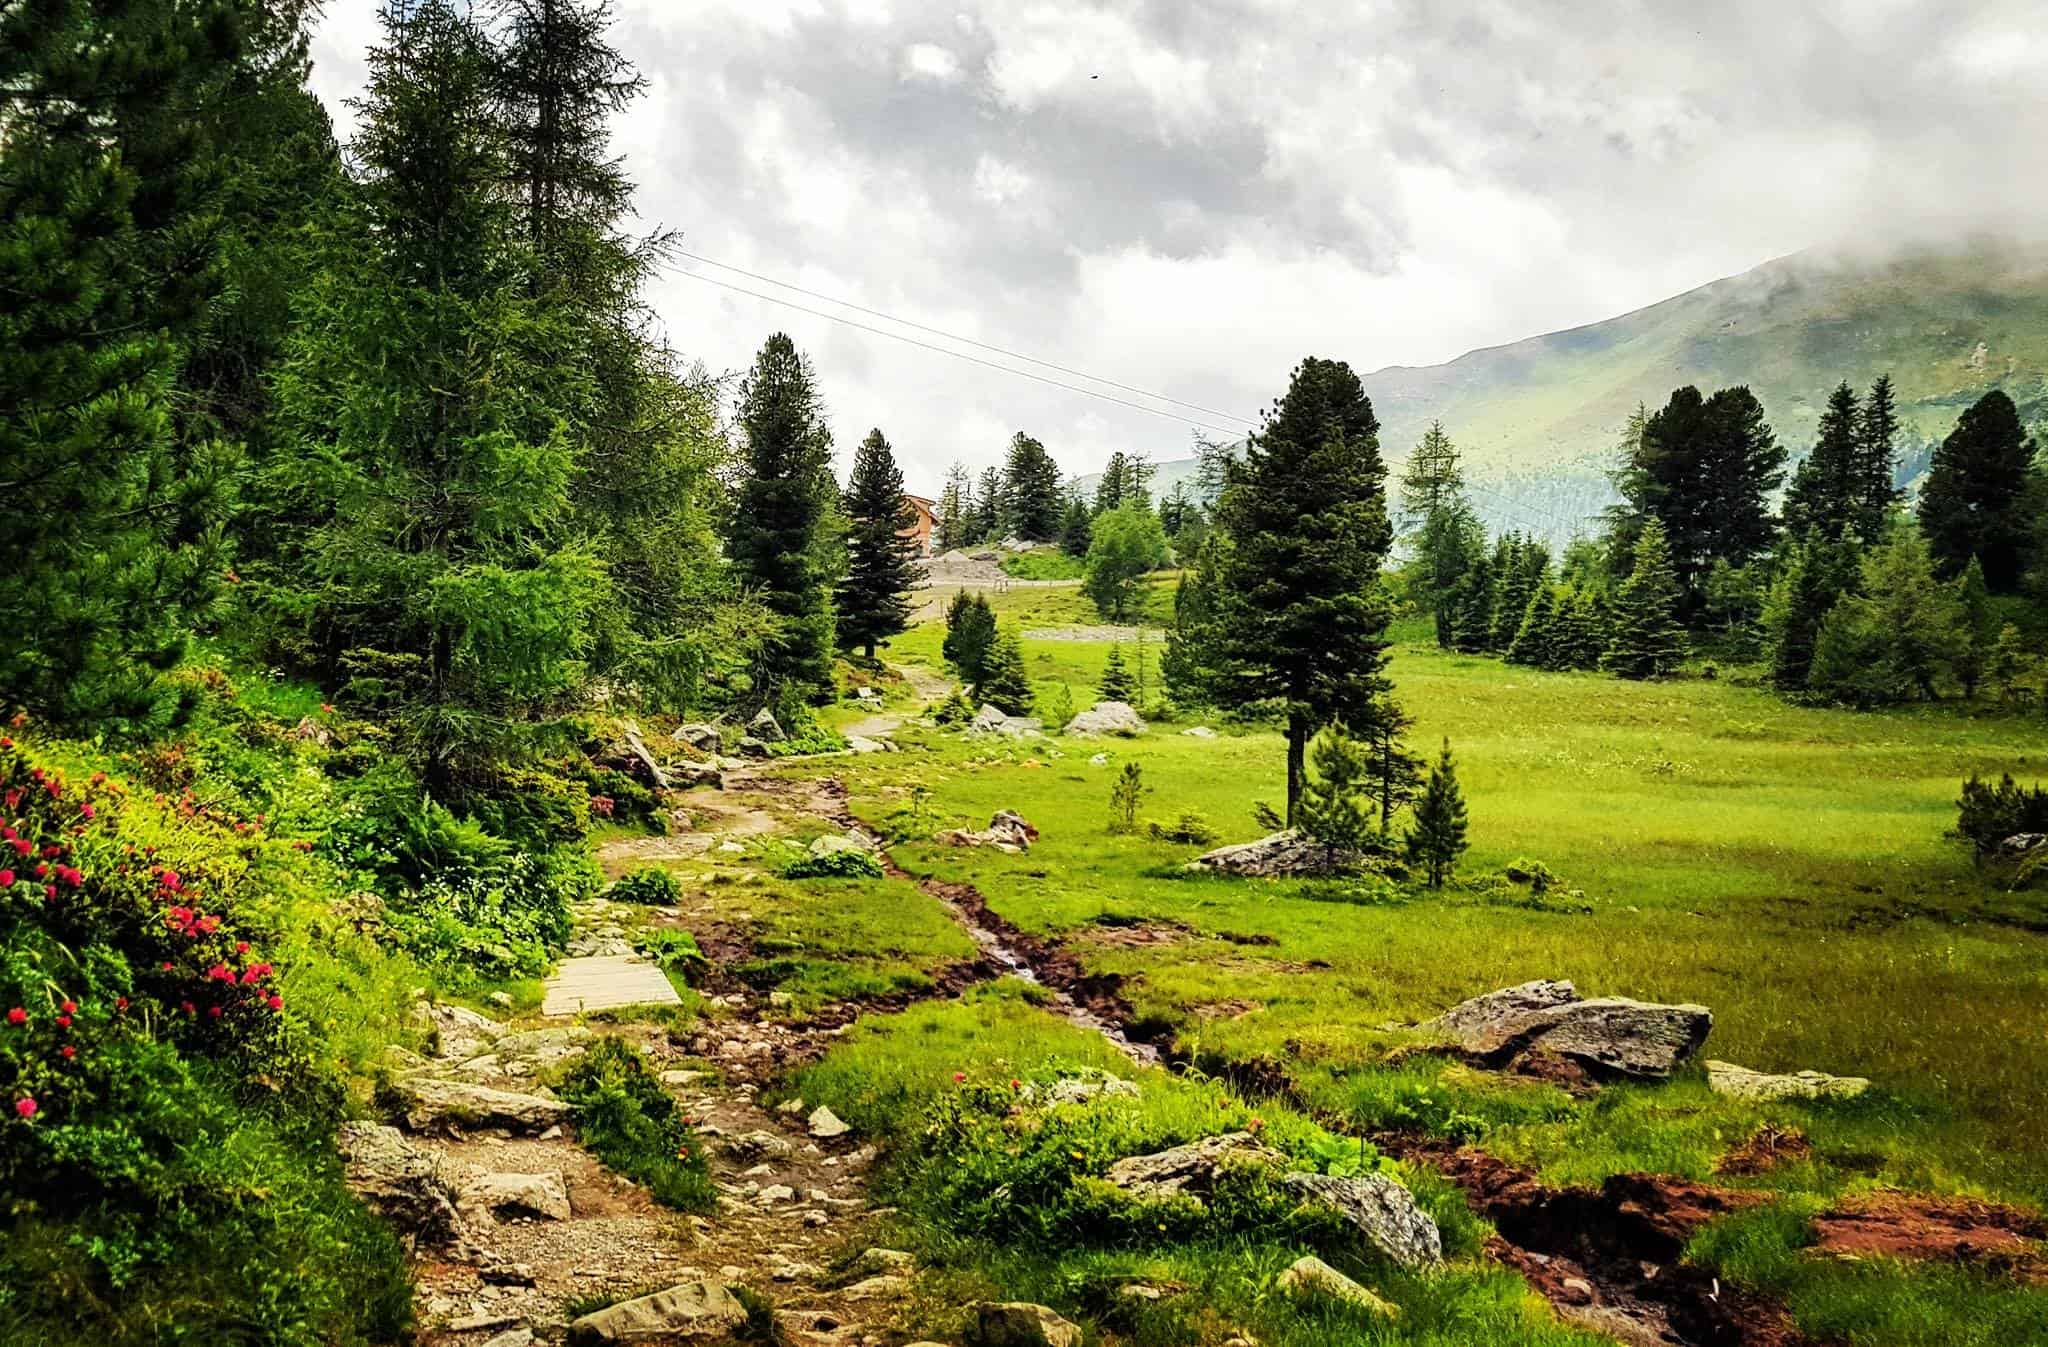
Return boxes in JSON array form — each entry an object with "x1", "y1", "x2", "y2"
[
  {"x1": 672, "y1": 249, "x2": 1258, "y2": 428},
  {"x1": 660, "y1": 262, "x2": 1250, "y2": 435}
]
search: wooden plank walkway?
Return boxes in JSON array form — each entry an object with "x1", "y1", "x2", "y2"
[{"x1": 541, "y1": 954, "x2": 682, "y2": 1018}]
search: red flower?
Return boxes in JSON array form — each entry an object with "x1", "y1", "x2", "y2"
[
  {"x1": 0, "y1": 870, "x2": 12, "y2": 888},
  {"x1": 1009, "y1": 1078, "x2": 1021, "y2": 1090},
  {"x1": 266, "y1": 994, "x2": 284, "y2": 1011},
  {"x1": 10, "y1": 839, "x2": 28, "y2": 857},
  {"x1": 55, "y1": 1015, "x2": 70, "y2": 1028},
  {"x1": 60, "y1": 1000, "x2": 74, "y2": 1014},
  {"x1": 32, "y1": 863, "x2": 46, "y2": 879},
  {"x1": 6, "y1": 1008, "x2": 24, "y2": 1025},
  {"x1": 59, "y1": 1045, "x2": 75, "y2": 1060},
  {"x1": 14, "y1": 1097, "x2": 36, "y2": 1119},
  {"x1": 319, "y1": 703, "x2": 335, "y2": 715},
  {"x1": 952, "y1": 1071, "x2": 967, "y2": 1083},
  {"x1": 78, "y1": 804, "x2": 94, "y2": 820},
  {"x1": 235, "y1": 942, "x2": 249, "y2": 955},
  {"x1": 115, "y1": 997, "x2": 128, "y2": 1012},
  {"x1": 161, "y1": 960, "x2": 174, "y2": 972},
  {"x1": 208, "y1": 1005, "x2": 223, "y2": 1019}
]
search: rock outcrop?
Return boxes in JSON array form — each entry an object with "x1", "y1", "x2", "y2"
[
  {"x1": 459, "y1": 1171, "x2": 572, "y2": 1223},
  {"x1": 1103, "y1": 1132, "x2": 1282, "y2": 1201},
  {"x1": 968, "y1": 705, "x2": 1044, "y2": 738},
  {"x1": 747, "y1": 708, "x2": 785, "y2": 743},
  {"x1": 1278, "y1": 1171, "x2": 1443, "y2": 1268},
  {"x1": 941, "y1": 809, "x2": 1039, "y2": 853},
  {"x1": 1427, "y1": 980, "x2": 1712, "y2": 1080},
  {"x1": 567, "y1": 1281, "x2": 748, "y2": 1343},
  {"x1": 674, "y1": 722, "x2": 721, "y2": 752},
  {"x1": 1705, "y1": 1059, "x2": 1871, "y2": 1102},
  {"x1": 335, "y1": 1121, "x2": 468, "y2": 1247},
  {"x1": 389, "y1": 1077, "x2": 573, "y2": 1135},
  {"x1": 1186, "y1": 830, "x2": 1365, "y2": 878},
  {"x1": 1064, "y1": 700, "x2": 1147, "y2": 736}
]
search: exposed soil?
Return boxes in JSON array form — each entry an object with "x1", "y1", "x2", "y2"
[
  {"x1": 1811, "y1": 1190, "x2": 2048, "y2": 1280},
  {"x1": 1716, "y1": 1125, "x2": 1814, "y2": 1178},
  {"x1": 1387, "y1": 1137, "x2": 1811, "y2": 1347}
]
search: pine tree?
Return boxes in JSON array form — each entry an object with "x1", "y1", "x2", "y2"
[
  {"x1": 941, "y1": 592, "x2": 998, "y2": 682},
  {"x1": 730, "y1": 333, "x2": 836, "y2": 698},
  {"x1": 1853, "y1": 374, "x2": 1902, "y2": 541},
  {"x1": 1003, "y1": 432, "x2": 1064, "y2": 541},
  {"x1": 936, "y1": 462, "x2": 973, "y2": 552},
  {"x1": 1174, "y1": 357, "x2": 1400, "y2": 822},
  {"x1": 974, "y1": 465, "x2": 1004, "y2": 543},
  {"x1": 1951, "y1": 558, "x2": 1997, "y2": 700},
  {"x1": 1560, "y1": 587, "x2": 1609, "y2": 669},
  {"x1": 1603, "y1": 518, "x2": 1686, "y2": 679},
  {"x1": 1405, "y1": 738, "x2": 1470, "y2": 888},
  {"x1": 1782, "y1": 382, "x2": 1861, "y2": 540},
  {"x1": 837, "y1": 429, "x2": 921, "y2": 658},
  {"x1": 1988, "y1": 624, "x2": 2036, "y2": 701},
  {"x1": 1626, "y1": 385, "x2": 1785, "y2": 616},
  {"x1": 1162, "y1": 543, "x2": 1218, "y2": 705},
  {"x1": 1917, "y1": 390, "x2": 2040, "y2": 591},
  {"x1": 1401, "y1": 422, "x2": 1475, "y2": 648},
  {"x1": 1057, "y1": 491, "x2": 1093, "y2": 556},
  {"x1": 1506, "y1": 587, "x2": 1561, "y2": 668},
  {"x1": 1099, "y1": 644, "x2": 1138, "y2": 703},
  {"x1": 0, "y1": 0, "x2": 246, "y2": 727},
  {"x1": 973, "y1": 628, "x2": 1034, "y2": 715},
  {"x1": 1093, "y1": 451, "x2": 1131, "y2": 515},
  {"x1": 1763, "y1": 535, "x2": 1858, "y2": 693},
  {"x1": 1807, "y1": 519, "x2": 1961, "y2": 706},
  {"x1": 1159, "y1": 482, "x2": 1195, "y2": 539},
  {"x1": 1400, "y1": 421, "x2": 1465, "y2": 524},
  {"x1": 1490, "y1": 536, "x2": 1551, "y2": 652},
  {"x1": 1449, "y1": 542, "x2": 1498, "y2": 653},
  {"x1": 1298, "y1": 723, "x2": 1377, "y2": 851}
]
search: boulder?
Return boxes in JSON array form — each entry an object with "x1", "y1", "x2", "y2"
[
  {"x1": 846, "y1": 735, "x2": 890, "y2": 754},
  {"x1": 335, "y1": 1121, "x2": 467, "y2": 1246},
  {"x1": 748, "y1": 707, "x2": 786, "y2": 743},
  {"x1": 736, "y1": 736, "x2": 771, "y2": 758},
  {"x1": 940, "y1": 809, "x2": 1039, "y2": 854},
  {"x1": 1186, "y1": 830, "x2": 1365, "y2": 878},
  {"x1": 488, "y1": 1025, "x2": 594, "y2": 1070},
  {"x1": 1429, "y1": 981, "x2": 1712, "y2": 1081},
  {"x1": 1275, "y1": 1256, "x2": 1398, "y2": 1318},
  {"x1": 1705, "y1": 1059, "x2": 1871, "y2": 1102},
  {"x1": 674, "y1": 722, "x2": 722, "y2": 752},
  {"x1": 568, "y1": 1282, "x2": 748, "y2": 1343},
  {"x1": 620, "y1": 721, "x2": 668, "y2": 790},
  {"x1": 1044, "y1": 1075, "x2": 1141, "y2": 1106},
  {"x1": 1181, "y1": 725, "x2": 1217, "y2": 738},
  {"x1": 414, "y1": 1000, "x2": 504, "y2": 1060},
  {"x1": 845, "y1": 1248, "x2": 916, "y2": 1278},
  {"x1": 1995, "y1": 832, "x2": 2048, "y2": 858},
  {"x1": 1104, "y1": 1132, "x2": 1282, "y2": 1202},
  {"x1": 842, "y1": 1274, "x2": 912, "y2": 1300},
  {"x1": 965, "y1": 1302, "x2": 1084, "y2": 1347},
  {"x1": 968, "y1": 704, "x2": 1043, "y2": 738},
  {"x1": 461, "y1": 1171, "x2": 572, "y2": 1223},
  {"x1": 1064, "y1": 700, "x2": 1147, "y2": 736},
  {"x1": 808, "y1": 832, "x2": 874, "y2": 859},
  {"x1": 390, "y1": 1077, "x2": 572, "y2": 1135},
  {"x1": 808, "y1": 1104, "x2": 852, "y2": 1139},
  {"x1": 669, "y1": 760, "x2": 725, "y2": 790},
  {"x1": 1277, "y1": 1172, "x2": 1443, "y2": 1268}
]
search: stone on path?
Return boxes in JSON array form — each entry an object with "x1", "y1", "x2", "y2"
[
  {"x1": 391, "y1": 1077, "x2": 572, "y2": 1135},
  {"x1": 808, "y1": 1104, "x2": 851, "y2": 1139},
  {"x1": 965, "y1": 1301, "x2": 1084, "y2": 1347},
  {"x1": 460, "y1": 1171, "x2": 572, "y2": 1222},
  {"x1": 568, "y1": 1281, "x2": 748, "y2": 1343},
  {"x1": 415, "y1": 1000, "x2": 504, "y2": 1060},
  {"x1": 1706, "y1": 1059, "x2": 1871, "y2": 1102},
  {"x1": 335, "y1": 1121, "x2": 468, "y2": 1247},
  {"x1": 481, "y1": 1330, "x2": 534, "y2": 1347},
  {"x1": 1276, "y1": 1256, "x2": 1398, "y2": 1318},
  {"x1": 542, "y1": 954, "x2": 682, "y2": 1017}
]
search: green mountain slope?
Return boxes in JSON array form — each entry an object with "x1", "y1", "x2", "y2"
[{"x1": 1098, "y1": 239, "x2": 2048, "y2": 540}]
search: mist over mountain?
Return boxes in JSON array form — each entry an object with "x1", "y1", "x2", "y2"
[{"x1": 1090, "y1": 238, "x2": 2048, "y2": 543}]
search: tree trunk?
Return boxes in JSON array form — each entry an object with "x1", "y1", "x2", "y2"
[{"x1": 1286, "y1": 712, "x2": 1306, "y2": 827}]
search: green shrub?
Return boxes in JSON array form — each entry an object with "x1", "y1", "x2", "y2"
[
  {"x1": 1146, "y1": 810, "x2": 1216, "y2": 846},
  {"x1": 632, "y1": 928, "x2": 707, "y2": 982},
  {"x1": 1955, "y1": 772, "x2": 2048, "y2": 856},
  {"x1": 609, "y1": 865, "x2": 683, "y2": 905},
  {"x1": 383, "y1": 849, "x2": 587, "y2": 983},
  {"x1": 457, "y1": 766, "x2": 591, "y2": 849},
  {"x1": 931, "y1": 689, "x2": 975, "y2": 726},
  {"x1": 782, "y1": 847, "x2": 885, "y2": 880},
  {"x1": 558, "y1": 1038, "x2": 715, "y2": 1211}
]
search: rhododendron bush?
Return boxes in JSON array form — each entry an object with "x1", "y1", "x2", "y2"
[{"x1": 0, "y1": 733, "x2": 407, "y2": 1342}]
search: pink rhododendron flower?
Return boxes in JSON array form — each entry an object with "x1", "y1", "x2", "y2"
[{"x1": 15, "y1": 1097, "x2": 36, "y2": 1119}]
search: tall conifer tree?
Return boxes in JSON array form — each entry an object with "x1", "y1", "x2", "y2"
[
  {"x1": 837, "y1": 429, "x2": 921, "y2": 658},
  {"x1": 1603, "y1": 518, "x2": 1685, "y2": 679},
  {"x1": 1782, "y1": 382, "x2": 1861, "y2": 540},
  {"x1": 1917, "y1": 390, "x2": 2039, "y2": 591}
]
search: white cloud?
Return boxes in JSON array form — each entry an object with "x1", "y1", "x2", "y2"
[{"x1": 901, "y1": 42, "x2": 962, "y2": 82}]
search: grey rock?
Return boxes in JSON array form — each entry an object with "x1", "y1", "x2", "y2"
[
  {"x1": 335, "y1": 1121, "x2": 467, "y2": 1246},
  {"x1": 481, "y1": 1262, "x2": 537, "y2": 1287},
  {"x1": 1103, "y1": 1132, "x2": 1282, "y2": 1202},
  {"x1": 1278, "y1": 1171, "x2": 1443, "y2": 1268},
  {"x1": 723, "y1": 1129, "x2": 795, "y2": 1162},
  {"x1": 1705, "y1": 1059, "x2": 1871, "y2": 1102},
  {"x1": 415, "y1": 1000, "x2": 504, "y2": 1060},
  {"x1": 391, "y1": 1077, "x2": 572, "y2": 1135},
  {"x1": 1181, "y1": 725, "x2": 1217, "y2": 738},
  {"x1": 1186, "y1": 830, "x2": 1366, "y2": 878},
  {"x1": 481, "y1": 1330, "x2": 535, "y2": 1347},
  {"x1": 568, "y1": 1281, "x2": 748, "y2": 1343},
  {"x1": 674, "y1": 722, "x2": 722, "y2": 752},
  {"x1": 808, "y1": 1104, "x2": 852, "y2": 1139},
  {"x1": 1064, "y1": 700, "x2": 1148, "y2": 737},
  {"x1": 748, "y1": 707, "x2": 786, "y2": 743},
  {"x1": 461, "y1": 1171, "x2": 572, "y2": 1222},
  {"x1": 621, "y1": 721, "x2": 668, "y2": 790},
  {"x1": 808, "y1": 832, "x2": 873, "y2": 858},
  {"x1": 1434, "y1": 982, "x2": 1713, "y2": 1080},
  {"x1": 757, "y1": 1183, "x2": 796, "y2": 1204},
  {"x1": 1996, "y1": 832, "x2": 2048, "y2": 858},
  {"x1": 842, "y1": 1273, "x2": 912, "y2": 1300},
  {"x1": 1043, "y1": 1076, "x2": 1141, "y2": 1106},
  {"x1": 964, "y1": 1301, "x2": 1084, "y2": 1347},
  {"x1": 845, "y1": 1248, "x2": 916, "y2": 1278},
  {"x1": 846, "y1": 735, "x2": 890, "y2": 754},
  {"x1": 1275, "y1": 1256, "x2": 1398, "y2": 1318},
  {"x1": 941, "y1": 809, "x2": 1039, "y2": 853}
]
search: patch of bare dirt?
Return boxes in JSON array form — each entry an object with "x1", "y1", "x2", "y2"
[
  {"x1": 1081, "y1": 917, "x2": 1190, "y2": 948},
  {"x1": 1716, "y1": 1125, "x2": 1813, "y2": 1178},
  {"x1": 1190, "y1": 998, "x2": 1263, "y2": 1020},
  {"x1": 1811, "y1": 1190, "x2": 2047, "y2": 1280},
  {"x1": 1387, "y1": 1138, "x2": 1809, "y2": 1347}
]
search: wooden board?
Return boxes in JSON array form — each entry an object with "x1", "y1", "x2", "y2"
[{"x1": 541, "y1": 954, "x2": 682, "y2": 1017}]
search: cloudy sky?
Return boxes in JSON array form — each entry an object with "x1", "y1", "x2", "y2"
[{"x1": 308, "y1": 1, "x2": 2047, "y2": 492}]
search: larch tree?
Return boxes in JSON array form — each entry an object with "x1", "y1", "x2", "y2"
[
  {"x1": 729, "y1": 333, "x2": 837, "y2": 699},
  {"x1": 936, "y1": 462, "x2": 973, "y2": 551},
  {"x1": 0, "y1": 0, "x2": 246, "y2": 728},
  {"x1": 1401, "y1": 422, "x2": 1474, "y2": 647},
  {"x1": 837, "y1": 429, "x2": 922, "y2": 658},
  {"x1": 1917, "y1": 390, "x2": 2039, "y2": 591},
  {"x1": 1176, "y1": 357, "x2": 1401, "y2": 822},
  {"x1": 1603, "y1": 518, "x2": 1685, "y2": 679},
  {"x1": 1058, "y1": 491, "x2": 1094, "y2": 556}
]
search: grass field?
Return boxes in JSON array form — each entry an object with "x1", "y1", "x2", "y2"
[{"x1": 765, "y1": 596, "x2": 2048, "y2": 1343}]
